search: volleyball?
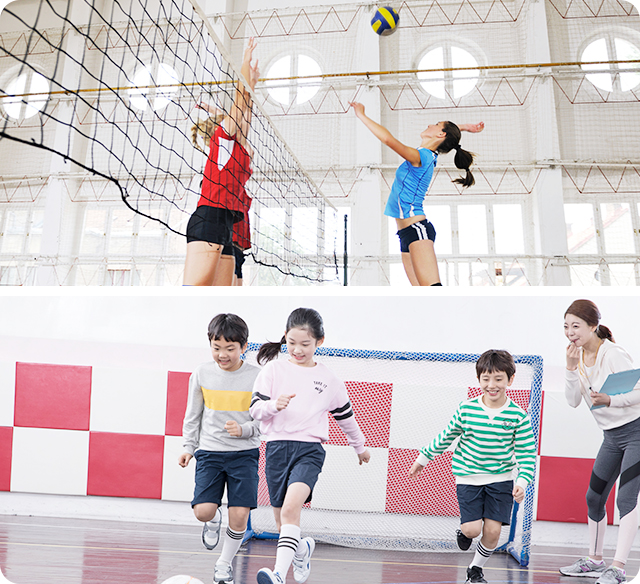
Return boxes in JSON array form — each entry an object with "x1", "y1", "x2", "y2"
[
  {"x1": 371, "y1": 6, "x2": 399, "y2": 36},
  {"x1": 161, "y1": 577, "x2": 205, "y2": 584}
]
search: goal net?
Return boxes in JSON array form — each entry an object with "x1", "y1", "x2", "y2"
[
  {"x1": 0, "y1": 0, "x2": 339, "y2": 285},
  {"x1": 243, "y1": 344, "x2": 543, "y2": 567}
]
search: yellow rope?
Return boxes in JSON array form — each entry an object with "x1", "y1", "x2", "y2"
[{"x1": 2, "y1": 59, "x2": 639, "y2": 100}]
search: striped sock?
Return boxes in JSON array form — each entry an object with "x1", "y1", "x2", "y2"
[
  {"x1": 274, "y1": 524, "x2": 301, "y2": 577},
  {"x1": 218, "y1": 527, "x2": 246, "y2": 566},
  {"x1": 470, "y1": 542, "x2": 495, "y2": 569}
]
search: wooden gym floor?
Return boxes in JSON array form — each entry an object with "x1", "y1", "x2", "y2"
[{"x1": 0, "y1": 515, "x2": 637, "y2": 584}]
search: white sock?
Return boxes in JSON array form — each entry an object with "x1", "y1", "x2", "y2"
[
  {"x1": 470, "y1": 542, "x2": 495, "y2": 569},
  {"x1": 217, "y1": 527, "x2": 246, "y2": 566},
  {"x1": 274, "y1": 524, "x2": 301, "y2": 576}
]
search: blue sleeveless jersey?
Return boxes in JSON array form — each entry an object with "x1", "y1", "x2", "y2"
[{"x1": 384, "y1": 148, "x2": 437, "y2": 219}]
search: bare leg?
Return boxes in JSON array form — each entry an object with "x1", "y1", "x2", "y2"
[
  {"x1": 401, "y1": 252, "x2": 419, "y2": 286},
  {"x1": 212, "y1": 254, "x2": 235, "y2": 286},
  {"x1": 408, "y1": 239, "x2": 440, "y2": 285},
  {"x1": 193, "y1": 502, "x2": 219, "y2": 522},
  {"x1": 183, "y1": 241, "x2": 223, "y2": 285}
]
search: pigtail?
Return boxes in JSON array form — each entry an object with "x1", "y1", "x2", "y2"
[
  {"x1": 190, "y1": 113, "x2": 224, "y2": 152},
  {"x1": 452, "y1": 146, "x2": 476, "y2": 188},
  {"x1": 257, "y1": 335, "x2": 286, "y2": 365}
]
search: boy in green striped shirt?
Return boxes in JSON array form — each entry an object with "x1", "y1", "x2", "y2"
[{"x1": 409, "y1": 350, "x2": 536, "y2": 584}]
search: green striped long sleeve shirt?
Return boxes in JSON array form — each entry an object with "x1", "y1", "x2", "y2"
[{"x1": 417, "y1": 396, "x2": 536, "y2": 488}]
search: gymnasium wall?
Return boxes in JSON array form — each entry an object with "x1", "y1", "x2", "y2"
[{"x1": 0, "y1": 292, "x2": 638, "y2": 526}]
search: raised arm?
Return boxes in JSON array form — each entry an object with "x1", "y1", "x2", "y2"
[
  {"x1": 225, "y1": 37, "x2": 259, "y2": 143},
  {"x1": 458, "y1": 122, "x2": 485, "y2": 133},
  {"x1": 349, "y1": 101, "x2": 422, "y2": 166}
]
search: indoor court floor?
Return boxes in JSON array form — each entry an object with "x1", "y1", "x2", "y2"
[{"x1": 1, "y1": 515, "x2": 637, "y2": 584}]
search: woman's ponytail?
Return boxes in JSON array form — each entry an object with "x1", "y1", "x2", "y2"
[
  {"x1": 452, "y1": 145, "x2": 475, "y2": 188},
  {"x1": 257, "y1": 335, "x2": 286, "y2": 365}
]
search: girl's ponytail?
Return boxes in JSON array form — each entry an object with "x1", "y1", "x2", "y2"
[
  {"x1": 452, "y1": 145, "x2": 475, "y2": 188},
  {"x1": 257, "y1": 335, "x2": 286, "y2": 365},
  {"x1": 438, "y1": 122, "x2": 476, "y2": 189}
]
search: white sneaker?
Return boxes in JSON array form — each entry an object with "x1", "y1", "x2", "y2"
[
  {"x1": 292, "y1": 537, "x2": 315, "y2": 583},
  {"x1": 214, "y1": 562, "x2": 234, "y2": 584},
  {"x1": 202, "y1": 509, "x2": 222, "y2": 550},
  {"x1": 257, "y1": 568, "x2": 284, "y2": 584},
  {"x1": 596, "y1": 567, "x2": 626, "y2": 584},
  {"x1": 560, "y1": 558, "x2": 607, "y2": 578}
]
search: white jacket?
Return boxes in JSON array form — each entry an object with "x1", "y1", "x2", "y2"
[{"x1": 565, "y1": 339, "x2": 640, "y2": 430}]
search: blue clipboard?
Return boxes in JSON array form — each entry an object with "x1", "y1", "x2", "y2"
[{"x1": 591, "y1": 368, "x2": 640, "y2": 410}]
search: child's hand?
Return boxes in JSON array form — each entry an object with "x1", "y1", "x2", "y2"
[
  {"x1": 224, "y1": 420, "x2": 243, "y2": 437},
  {"x1": 460, "y1": 122, "x2": 484, "y2": 133},
  {"x1": 358, "y1": 450, "x2": 371, "y2": 465},
  {"x1": 276, "y1": 393, "x2": 296, "y2": 411},
  {"x1": 566, "y1": 341, "x2": 580, "y2": 371},
  {"x1": 178, "y1": 453, "x2": 193, "y2": 468},
  {"x1": 408, "y1": 461, "x2": 424, "y2": 478},
  {"x1": 349, "y1": 102, "x2": 365, "y2": 117},
  {"x1": 513, "y1": 485, "x2": 525, "y2": 504}
]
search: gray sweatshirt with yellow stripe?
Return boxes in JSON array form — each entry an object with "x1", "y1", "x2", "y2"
[{"x1": 182, "y1": 360, "x2": 261, "y2": 454}]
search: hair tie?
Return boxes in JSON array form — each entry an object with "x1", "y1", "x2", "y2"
[{"x1": 456, "y1": 143, "x2": 462, "y2": 150}]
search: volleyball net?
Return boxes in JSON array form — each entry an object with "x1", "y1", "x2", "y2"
[
  {"x1": 242, "y1": 343, "x2": 543, "y2": 566},
  {"x1": 0, "y1": 0, "x2": 340, "y2": 285}
]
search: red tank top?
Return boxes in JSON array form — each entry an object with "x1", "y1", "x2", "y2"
[{"x1": 198, "y1": 124, "x2": 252, "y2": 216}]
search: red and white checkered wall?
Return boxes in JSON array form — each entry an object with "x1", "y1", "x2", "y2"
[{"x1": 0, "y1": 359, "x2": 614, "y2": 525}]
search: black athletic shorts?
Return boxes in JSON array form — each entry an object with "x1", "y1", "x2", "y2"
[
  {"x1": 233, "y1": 247, "x2": 246, "y2": 279},
  {"x1": 397, "y1": 219, "x2": 436, "y2": 253},
  {"x1": 186, "y1": 206, "x2": 237, "y2": 246}
]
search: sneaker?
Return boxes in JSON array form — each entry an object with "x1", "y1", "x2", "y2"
[
  {"x1": 214, "y1": 563, "x2": 234, "y2": 584},
  {"x1": 456, "y1": 529, "x2": 473, "y2": 551},
  {"x1": 595, "y1": 567, "x2": 626, "y2": 584},
  {"x1": 257, "y1": 568, "x2": 284, "y2": 584},
  {"x1": 292, "y1": 537, "x2": 315, "y2": 583},
  {"x1": 560, "y1": 558, "x2": 607, "y2": 578},
  {"x1": 202, "y1": 509, "x2": 222, "y2": 550},
  {"x1": 466, "y1": 566, "x2": 487, "y2": 584}
]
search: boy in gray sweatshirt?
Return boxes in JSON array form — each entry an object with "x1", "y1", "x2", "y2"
[{"x1": 179, "y1": 313, "x2": 260, "y2": 584}]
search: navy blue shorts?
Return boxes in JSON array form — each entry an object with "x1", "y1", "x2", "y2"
[
  {"x1": 397, "y1": 219, "x2": 436, "y2": 253},
  {"x1": 456, "y1": 480, "x2": 514, "y2": 525},
  {"x1": 192, "y1": 448, "x2": 259, "y2": 509},
  {"x1": 265, "y1": 441, "x2": 326, "y2": 508}
]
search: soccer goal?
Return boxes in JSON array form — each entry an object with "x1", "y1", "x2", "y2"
[{"x1": 242, "y1": 344, "x2": 543, "y2": 567}]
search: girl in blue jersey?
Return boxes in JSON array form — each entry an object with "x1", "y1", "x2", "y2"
[{"x1": 350, "y1": 102, "x2": 483, "y2": 286}]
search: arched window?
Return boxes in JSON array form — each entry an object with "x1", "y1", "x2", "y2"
[
  {"x1": 417, "y1": 45, "x2": 480, "y2": 99},
  {"x1": 2, "y1": 71, "x2": 49, "y2": 120},
  {"x1": 128, "y1": 63, "x2": 180, "y2": 112},
  {"x1": 581, "y1": 35, "x2": 640, "y2": 92},
  {"x1": 264, "y1": 53, "x2": 322, "y2": 106}
]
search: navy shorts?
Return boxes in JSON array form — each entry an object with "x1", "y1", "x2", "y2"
[
  {"x1": 265, "y1": 441, "x2": 326, "y2": 508},
  {"x1": 456, "y1": 480, "x2": 514, "y2": 525},
  {"x1": 186, "y1": 206, "x2": 239, "y2": 246},
  {"x1": 397, "y1": 219, "x2": 436, "y2": 253},
  {"x1": 192, "y1": 448, "x2": 260, "y2": 509}
]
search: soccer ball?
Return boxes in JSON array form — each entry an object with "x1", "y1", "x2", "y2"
[{"x1": 371, "y1": 6, "x2": 400, "y2": 36}]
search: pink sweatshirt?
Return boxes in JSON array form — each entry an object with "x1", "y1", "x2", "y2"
[{"x1": 250, "y1": 358, "x2": 366, "y2": 454}]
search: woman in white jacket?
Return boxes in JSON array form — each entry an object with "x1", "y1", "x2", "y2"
[{"x1": 560, "y1": 299, "x2": 640, "y2": 584}]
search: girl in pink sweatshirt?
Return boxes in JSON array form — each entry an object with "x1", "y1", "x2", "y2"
[{"x1": 250, "y1": 308, "x2": 370, "y2": 584}]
